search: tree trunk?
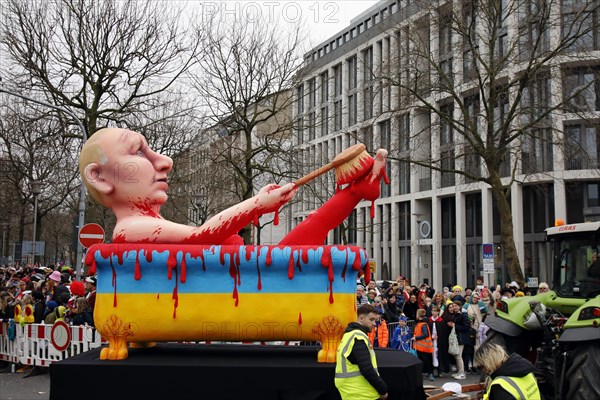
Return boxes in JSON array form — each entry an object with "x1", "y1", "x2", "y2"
[{"x1": 489, "y1": 176, "x2": 524, "y2": 286}]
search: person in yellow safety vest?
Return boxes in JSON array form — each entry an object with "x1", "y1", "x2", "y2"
[
  {"x1": 412, "y1": 308, "x2": 435, "y2": 381},
  {"x1": 474, "y1": 341, "x2": 541, "y2": 400},
  {"x1": 335, "y1": 304, "x2": 389, "y2": 400}
]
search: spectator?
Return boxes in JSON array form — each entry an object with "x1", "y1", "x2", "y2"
[
  {"x1": 368, "y1": 311, "x2": 389, "y2": 348},
  {"x1": 448, "y1": 301, "x2": 470, "y2": 380},
  {"x1": 356, "y1": 285, "x2": 369, "y2": 308},
  {"x1": 70, "y1": 297, "x2": 94, "y2": 326},
  {"x1": 32, "y1": 291, "x2": 46, "y2": 323},
  {"x1": 450, "y1": 285, "x2": 466, "y2": 305},
  {"x1": 367, "y1": 289, "x2": 378, "y2": 304},
  {"x1": 382, "y1": 295, "x2": 399, "y2": 324},
  {"x1": 367, "y1": 280, "x2": 381, "y2": 296},
  {"x1": 403, "y1": 294, "x2": 419, "y2": 322},
  {"x1": 412, "y1": 308, "x2": 435, "y2": 381},
  {"x1": 429, "y1": 305, "x2": 448, "y2": 377},
  {"x1": 537, "y1": 282, "x2": 550, "y2": 294},
  {"x1": 463, "y1": 291, "x2": 488, "y2": 348},
  {"x1": 390, "y1": 315, "x2": 412, "y2": 352},
  {"x1": 85, "y1": 276, "x2": 97, "y2": 312},
  {"x1": 431, "y1": 292, "x2": 447, "y2": 316}
]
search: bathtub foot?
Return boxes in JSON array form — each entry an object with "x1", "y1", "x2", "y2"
[{"x1": 312, "y1": 315, "x2": 345, "y2": 363}]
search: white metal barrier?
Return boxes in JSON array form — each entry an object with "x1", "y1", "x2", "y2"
[{"x1": 0, "y1": 319, "x2": 104, "y2": 367}]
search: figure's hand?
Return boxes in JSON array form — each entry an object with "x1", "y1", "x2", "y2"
[{"x1": 256, "y1": 182, "x2": 297, "y2": 213}]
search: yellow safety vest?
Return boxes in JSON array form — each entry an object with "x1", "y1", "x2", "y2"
[
  {"x1": 335, "y1": 329, "x2": 381, "y2": 400},
  {"x1": 483, "y1": 373, "x2": 541, "y2": 400}
]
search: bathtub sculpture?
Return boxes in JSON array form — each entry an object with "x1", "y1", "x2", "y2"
[
  {"x1": 85, "y1": 243, "x2": 370, "y2": 363},
  {"x1": 79, "y1": 128, "x2": 389, "y2": 363}
]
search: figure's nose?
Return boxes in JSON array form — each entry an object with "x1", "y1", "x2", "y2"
[{"x1": 154, "y1": 153, "x2": 173, "y2": 172}]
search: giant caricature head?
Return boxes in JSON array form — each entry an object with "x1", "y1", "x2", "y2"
[{"x1": 79, "y1": 128, "x2": 173, "y2": 209}]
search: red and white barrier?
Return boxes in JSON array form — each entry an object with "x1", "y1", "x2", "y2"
[{"x1": 0, "y1": 320, "x2": 104, "y2": 367}]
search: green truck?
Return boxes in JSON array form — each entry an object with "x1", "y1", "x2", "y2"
[{"x1": 485, "y1": 221, "x2": 600, "y2": 400}]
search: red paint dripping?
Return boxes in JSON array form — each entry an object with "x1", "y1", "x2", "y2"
[
  {"x1": 180, "y1": 253, "x2": 187, "y2": 283},
  {"x1": 256, "y1": 261, "x2": 262, "y2": 291},
  {"x1": 301, "y1": 249, "x2": 309, "y2": 264},
  {"x1": 320, "y1": 247, "x2": 335, "y2": 304},
  {"x1": 110, "y1": 257, "x2": 118, "y2": 308},
  {"x1": 266, "y1": 248, "x2": 273, "y2": 266},
  {"x1": 288, "y1": 252, "x2": 295, "y2": 280},
  {"x1": 134, "y1": 252, "x2": 142, "y2": 281},
  {"x1": 370, "y1": 201, "x2": 375, "y2": 218},
  {"x1": 253, "y1": 213, "x2": 259, "y2": 227},
  {"x1": 274, "y1": 209, "x2": 280, "y2": 226},
  {"x1": 145, "y1": 249, "x2": 153, "y2": 263},
  {"x1": 226, "y1": 248, "x2": 240, "y2": 307},
  {"x1": 298, "y1": 312, "x2": 303, "y2": 325},
  {"x1": 245, "y1": 246, "x2": 253, "y2": 261},
  {"x1": 167, "y1": 252, "x2": 177, "y2": 280},
  {"x1": 172, "y1": 268, "x2": 179, "y2": 319},
  {"x1": 157, "y1": 293, "x2": 160, "y2": 299},
  {"x1": 117, "y1": 250, "x2": 124, "y2": 266}
]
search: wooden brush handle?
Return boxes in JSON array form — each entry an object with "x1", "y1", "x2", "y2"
[{"x1": 294, "y1": 162, "x2": 335, "y2": 186}]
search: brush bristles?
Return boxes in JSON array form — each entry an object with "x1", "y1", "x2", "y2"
[{"x1": 335, "y1": 150, "x2": 373, "y2": 184}]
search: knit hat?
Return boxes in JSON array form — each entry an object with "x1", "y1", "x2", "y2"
[
  {"x1": 46, "y1": 300, "x2": 58, "y2": 311},
  {"x1": 399, "y1": 315, "x2": 408, "y2": 322},
  {"x1": 509, "y1": 281, "x2": 520, "y2": 290},
  {"x1": 452, "y1": 285, "x2": 463, "y2": 292}
]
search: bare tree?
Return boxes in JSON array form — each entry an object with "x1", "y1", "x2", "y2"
[
  {"x1": 384, "y1": 0, "x2": 600, "y2": 284},
  {"x1": 0, "y1": 104, "x2": 81, "y2": 263},
  {"x1": 189, "y1": 19, "x2": 305, "y2": 243},
  {"x1": 0, "y1": 0, "x2": 201, "y2": 135}
]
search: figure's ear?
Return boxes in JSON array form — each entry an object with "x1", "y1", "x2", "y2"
[{"x1": 83, "y1": 163, "x2": 113, "y2": 195}]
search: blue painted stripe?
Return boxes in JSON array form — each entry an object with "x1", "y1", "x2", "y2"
[{"x1": 93, "y1": 246, "x2": 365, "y2": 295}]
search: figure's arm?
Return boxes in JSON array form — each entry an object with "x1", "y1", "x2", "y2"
[
  {"x1": 190, "y1": 183, "x2": 297, "y2": 244},
  {"x1": 112, "y1": 183, "x2": 296, "y2": 244}
]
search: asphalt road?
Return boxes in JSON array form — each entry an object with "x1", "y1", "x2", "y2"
[{"x1": 0, "y1": 363, "x2": 482, "y2": 400}]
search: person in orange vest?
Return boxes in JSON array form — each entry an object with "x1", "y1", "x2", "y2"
[
  {"x1": 367, "y1": 310, "x2": 389, "y2": 348},
  {"x1": 412, "y1": 308, "x2": 435, "y2": 381}
]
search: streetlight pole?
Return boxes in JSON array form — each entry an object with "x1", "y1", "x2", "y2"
[
  {"x1": 31, "y1": 180, "x2": 42, "y2": 264},
  {"x1": 0, "y1": 84, "x2": 88, "y2": 278}
]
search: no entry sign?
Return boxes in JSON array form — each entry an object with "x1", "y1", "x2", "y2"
[{"x1": 79, "y1": 223, "x2": 105, "y2": 248}]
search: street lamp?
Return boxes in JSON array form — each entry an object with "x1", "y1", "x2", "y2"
[
  {"x1": 31, "y1": 180, "x2": 42, "y2": 264},
  {"x1": 0, "y1": 82, "x2": 87, "y2": 278}
]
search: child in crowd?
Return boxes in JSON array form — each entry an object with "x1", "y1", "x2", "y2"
[
  {"x1": 367, "y1": 310, "x2": 389, "y2": 348},
  {"x1": 429, "y1": 305, "x2": 445, "y2": 377},
  {"x1": 413, "y1": 308, "x2": 435, "y2": 381},
  {"x1": 391, "y1": 315, "x2": 412, "y2": 352}
]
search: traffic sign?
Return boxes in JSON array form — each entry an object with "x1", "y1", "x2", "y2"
[
  {"x1": 50, "y1": 320, "x2": 71, "y2": 351},
  {"x1": 482, "y1": 243, "x2": 494, "y2": 260},
  {"x1": 78, "y1": 223, "x2": 105, "y2": 248}
]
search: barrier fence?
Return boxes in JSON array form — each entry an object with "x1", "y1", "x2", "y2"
[{"x1": 0, "y1": 320, "x2": 104, "y2": 368}]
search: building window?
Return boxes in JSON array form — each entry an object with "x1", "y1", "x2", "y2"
[
  {"x1": 398, "y1": 114, "x2": 410, "y2": 152},
  {"x1": 363, "y1": 46, "x2": 374, "y2": 120},
  {"x1": 462, "y1": 2, "x2": 478, "y2": 81},
  {"x1": 295, "y1": 84, "x2": 304, "y2": 144},
  {"x1": 348, "y1": 55, "x2": 358, "y2": 126},
  {"x1": 379, "y1": 120, "x2": 391, "y2": 197},
  {"x1": 439, "y1": 103, "x2": 455, "y2": 187},
  {"x1": 519, "y1": 0, "x2": 549, "y2": 61},
  {"x1": 308, "y1": 78, "x2": 317, "y2": 141},
  {"x1": 320, "y1": 71, "x2": 329, "y2": 137},
  {"x1": 334, "y1": 64, "x2": 343, "y2": 131},
  {"x1": 564, "y1": 123, "x2": 600, "y2": 170},
  {"x1": 464, "y1": 95, "x2": 481, "y2": 182},
  {"x1": 465, "y1": 193, "x2": 482, "y2": 238},
  {"x1": 521, "y1": 76, "x2": 553, "y2": 173},
  {"x1": 563, "y1": 66, "x2": 600, "y2": 112},
  {"x1": 439, "y1": 12, "x2": 454, "y2": 85},
  {"x1": 562, "y1": 0, "x2": 600, "y2": 52},
  {"x1": 362, "y1": 126, "x2": 373, "y2": 152}
]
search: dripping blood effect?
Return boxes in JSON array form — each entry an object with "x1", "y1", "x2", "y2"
[
  {"x1": 298, "y1": 312, "x2": 303, "y2": 325},
  {"x1": 156, "y1": 293, "x2": 160, "y2": 300},
  {"x1": 180, "y1": 253, "x2": 187, "y2": 283},
  {"x1": 167, "y1": 252, "x2": 177, "y2": 280},
  {"x1": 134, "y1": 252, "x2": 142, "y2": 281},
  {"x1": 370, "y1": 201, "x2": 375, "y2": 219},
  {"x1": 266, "y1": 248, "x2": 273, "y2": 266},
  {"x1": 226, "y1": 249, "x2": 240, "y2": 307},
  {"x1": 257, "y1": 261, "x2": 262, "y2": 291},
  {"x1": 200, "y1": 252, "x2": 206, "y2": 271},
  {"x1": 117, "y1": 250, "x2": 124, "y2": 266},
  {"x1": 245, "y1": 246, "x2": 253, "y2": 261},
  {"x1": 301, "y1": 249, "x2": 309, "y2": 264},
  {"x1": 320, "y1": 247, "x2": 335, "y2": 303},
  {"x1": 110, "y1": 257, "x2": 118, "y2": 308},
  {"x1": 288, "y1": 252, "x2": 295, "y2": 280},
  {"x1": 274, "y1": 209, "x2": 280, "y2": 226},
  {"x1": 145, "y1": 249, "x2": 153, "y2": 263},
  {"x1": 172, "y1": 268, "x2": 179, "y2": 319}
]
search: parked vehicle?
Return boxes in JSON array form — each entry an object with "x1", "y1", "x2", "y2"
[{"x1": 485, "y1": 221, "x2": 600, "y2": 400}]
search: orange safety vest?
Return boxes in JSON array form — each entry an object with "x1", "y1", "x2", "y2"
[{"x1": 413, "y1": 321, "x2": 434, "y2": 353}]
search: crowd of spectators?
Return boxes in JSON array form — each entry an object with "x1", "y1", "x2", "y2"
[
  {"x1": 0, "y1": 263, "x2": 97, "y2": 375},
  {"x1": 357, "y1": 275, "x2": 547, "y2": 382}
]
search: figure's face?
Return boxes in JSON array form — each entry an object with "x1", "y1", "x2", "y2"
[{"x1": 94, "y1": 129, "x2": 173, "y2": 208}]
